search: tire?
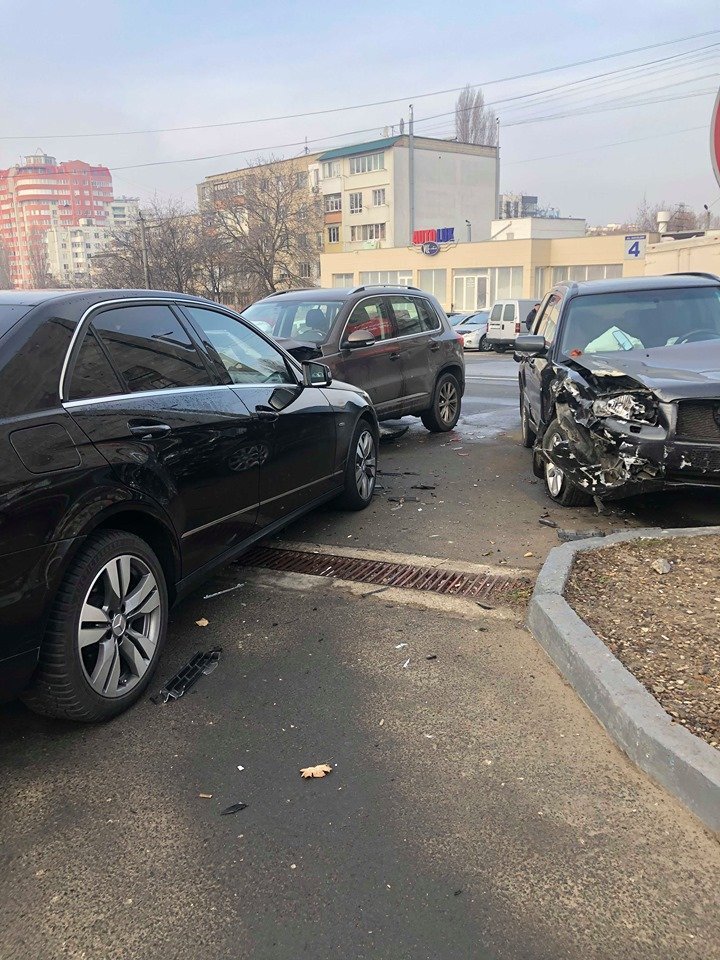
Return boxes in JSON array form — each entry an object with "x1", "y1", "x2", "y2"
[
  {"x1": 421, "y1": 372, "x2": 461, "y2": 433},
  {"x1": 480, "y1": 335, "x2": 492, "y2": 353},
  {"x1": 520, "y1": 391, "x2": 536, "y2": 448},
  {"x1": 542, "y1": 420, "x2": 593, "y2": 507},
  {"x1": 337, "y1": 419, "x2": 378, "y2": 510},
  {"x1": 22, "y1": 530, "x2": 169, "y2": 721}
]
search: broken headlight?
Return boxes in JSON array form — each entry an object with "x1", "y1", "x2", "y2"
[{"x1": 591, "y1": 393, "x2": 657, "y2": 423}]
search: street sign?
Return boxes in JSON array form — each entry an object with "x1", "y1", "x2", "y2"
[
  {"x1": 712, "y1": 87, "x2": 720, "y2": 188},
  {"x1": 624, "y1": 234, "x2": 647, "y2": 260}
]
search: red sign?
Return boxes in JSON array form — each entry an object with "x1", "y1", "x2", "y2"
[{"x1": 712, "y1": 87, "x2": 720, "y2": 188}]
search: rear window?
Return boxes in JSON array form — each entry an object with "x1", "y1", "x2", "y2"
[{"x1": 0, "y1": 304, "x2": 30, "y2": 339}]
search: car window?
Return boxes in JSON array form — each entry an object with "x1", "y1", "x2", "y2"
[
  {"x1": 92, "y1": 304, "x2": 210, "y2": 393},
  {"x1": 558, "y1": 287, "x2": 720, "y2": 356},
  {"x1": 344, "y1": 297, "x2": 394, "y2": 342},
  {"x1": 243, "y1": 299, "x2": 342, "y2": 344},
  {"x1": 69, "y1": 329, "x2": 124, "y2": 400},
  {"x1": 536, "y1": 295, "x2": 562, "y2": 345},
  {"x1": 185, "y1": 306, "x2": 294, "y2": 386},
  {"x1": 503, "y1": 303, "x2": 516, "y2": 322},
  {"x1": 0, "y1": 304, "x2": 30, "y2": 339},
  {"x1": 386, "y1": 296, "x2": 434, "y2": 337},
  {"x1": 490, "y1": 304, "x2": 503, "y2": 322}
]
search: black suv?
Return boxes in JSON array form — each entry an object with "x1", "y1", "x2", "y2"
[
  {"x1": 0, "y1": 289, "x2": 378, "y2": 720},
  {"x1": 242, "y1": 285, "x2": 465, "y2": 432},
  {"x1": 515, "y1": 273, "x2": 720, "y2": 505}
]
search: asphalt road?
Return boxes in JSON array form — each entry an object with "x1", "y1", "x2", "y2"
[{"x1": 2, "y1": 352, "x2": 720, "y2": 960}]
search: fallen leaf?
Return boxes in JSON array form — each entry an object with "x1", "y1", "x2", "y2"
[
  {"x1": 195, "y1": 617, "x2": 209, "y2": 627},
  {"x1": 300, "y1": 764, "x2": 333, "y2": 779}
]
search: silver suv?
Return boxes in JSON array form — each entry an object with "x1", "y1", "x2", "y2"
[{"x1": 243, "y1": 285, "x2": 465, "y2": 432}]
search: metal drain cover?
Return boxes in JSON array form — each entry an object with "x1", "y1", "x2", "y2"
[{"x1": 241, "y1": 547, "x2": 529, "y2": 603}]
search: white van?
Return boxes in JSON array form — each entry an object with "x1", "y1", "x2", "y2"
[{"x1": 486, "y1": 299, "x2": 537, "y2": 350}]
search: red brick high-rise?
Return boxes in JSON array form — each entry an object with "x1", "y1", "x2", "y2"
[{"x1": 0, "y1": 151, "x2": 113, "y2": 288}]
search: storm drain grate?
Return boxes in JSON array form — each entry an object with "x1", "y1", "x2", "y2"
[{"x1": 241, "y1": 547, "x2": 529, "y2": 603}]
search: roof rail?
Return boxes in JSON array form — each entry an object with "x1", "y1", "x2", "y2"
[
  {"x1": 264, "y1": 287, "x2": 318, "y2": 298},
  {"x1": 349, "y1": 284, "x2": 422, "y2": 294},
  {"x1": 665, "y1": 272, "x2": 720, "y2": 282}
]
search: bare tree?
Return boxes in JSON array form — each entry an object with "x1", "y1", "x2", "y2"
[
  {"x1": 28, "y1": 234, "x2": 52, "y2": 288},
  {"x1": 0, "y1": 242, "x2": 12, "y2": 289},
  {"x1": 209, "y1": 156, "x2": 323, "y2": 301},
  {"x1": 454, "y1": 85, "x2": 498, "y2": 145},
  {"x1": 632, "y1": 198, "x2": 720, "y2": 232}
]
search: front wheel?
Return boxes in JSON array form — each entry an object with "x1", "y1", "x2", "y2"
[
  {"x1": 421, "y1": 372, "x2": 461, "y2": 432},
  {"x1": 22, "y1": 531, "x2": 169, "y2": 721},
  {"x1": 337, "y1": 420, "x2": 378, "y2": 510},
  {"x1": 542, "y1": 421, "x2": 593, "y2": 507}
]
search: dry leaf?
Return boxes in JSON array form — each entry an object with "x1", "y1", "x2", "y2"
[
  {"x1": 196, "y1": 617, "x2": 209, "y2": 627},
  {"x1": 300, "y1": 764, "x2": 333, "y2": 779}
]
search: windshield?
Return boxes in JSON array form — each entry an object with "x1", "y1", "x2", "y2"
[
  {"x1": 243, "y1": 299, "x2": 343, "y2": 344},
  {"x1": 559, "y1": 288, "x2": 720, "y2": 357},
  {"x1": 458, "y1": 312, "x2": 488, "y2": 327},
  {"x1": 0, "y1": 304, "x2": 30, "y2": 339}
]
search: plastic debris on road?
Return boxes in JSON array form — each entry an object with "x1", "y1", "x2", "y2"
[
  {"x1": 203, "y1": 583, "x2": 245, "y2": 599},
  {"x1": 152, "y1": 648, "x2": 222, "y2": 703},
  {"x1": 195, "y1": 617, "x2": 209, "y2": 627},
  {"x1": 221, "y1": 802, "x2": 248, "y2": 815},
  {"x1": 402, "y1": 658, "x2": 410, "y2": 669},
  {"x1": 300, "y1": 764, "x2": 333, "y2": 779}
]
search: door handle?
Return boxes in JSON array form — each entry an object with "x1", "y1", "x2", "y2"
[
  {"x1": 389, "y1": 351, "x2": 400, "y2": 361},
  {"x1": 255, "y1": 405, "x2": 279, "y2": 423},
  {"x1": 128, "y1": 422, "x2": 171, "y2": 438}
]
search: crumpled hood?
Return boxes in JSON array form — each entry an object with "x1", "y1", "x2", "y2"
[{"x1": 571, "y1": 341, "x2": 720, "y2": 401}]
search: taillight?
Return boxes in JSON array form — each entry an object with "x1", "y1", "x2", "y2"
[{"x1": 514, "y1": 321, "x2": 521, "y2": 335}]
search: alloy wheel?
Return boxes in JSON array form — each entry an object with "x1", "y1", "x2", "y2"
[
  {"x1": 545, "y1": 434, "x2": 565, "y2": 498},
  {"x1": 78, "y1": 554, "x2": 162, "y2": 698},
  {"x1": 355, "y1": 430, "x2": 377, "y2": 500},
  {"x1": 438, "y1": 380, "x2": 459, "y2": 425}
]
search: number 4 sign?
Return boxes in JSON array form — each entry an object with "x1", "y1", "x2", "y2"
[{"x1": 624, "y1": 234, "x2": 647, "y2": 260}]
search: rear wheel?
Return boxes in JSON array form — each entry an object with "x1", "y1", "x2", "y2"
[
  {"x1": 22, "y1": 531, "x2": 168, "y2": 721},
  {"x1": 337, "y1": 420, "x2": 377, "y2": 510},
  {"x1": 542, "y1": 421, "x2": 593, "y2": 507},
  {"x1": 421, "y1": 372, "x2": 461, "y2": 432},
  {"x1": 479, "y1": 335, "x2": 492, "y2": 352}
]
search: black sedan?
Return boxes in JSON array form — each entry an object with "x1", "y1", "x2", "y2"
[
  {"x1": 0, "y1": 289, "x2": 378, "y2": 720},
  {"x1": 515, "y1": 273, "x2": 720, "y2": 505}
]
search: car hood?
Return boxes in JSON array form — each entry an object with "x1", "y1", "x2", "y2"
[{"x1": 571, "y1": 341, "x2": 720, "y2": 401}]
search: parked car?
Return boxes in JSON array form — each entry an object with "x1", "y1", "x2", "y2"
[
  {"x1": 0, "y1": 289, "x2": 379, "y2": 720},
  {"x1": 243, "y1": 285, "x2": 464, "y2": 432},
  {"x1": 486, "y1": 298, "x2": 537, "y2": 351},
  {"x1": 454, "y1": 311, "x2": 491, "y2": 351},
  {"x1": 515, "y1": 273, "x2": 720, "y2": 506}
]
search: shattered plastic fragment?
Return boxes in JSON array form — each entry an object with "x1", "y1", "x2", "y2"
[
  {"x1": 203, "y1": 583, "x2": 245, "y2": 600},
  {"x1": 402, "y1": 658, "x2": 410, "y2": 668},
  {"x1": 153, "y1": 648, "x2": 222, "y2": 703},
  {"x1": 221, "y1": 802, "x2": 248, "y2": 815},
  {"x1": 411, "y1": 484, "x2": 436, "y2": 490},
  {"x1": 426, "y1": 655, "x2": 437, "y2": 660}
]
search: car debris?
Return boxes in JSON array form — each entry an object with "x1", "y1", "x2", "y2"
[
  {"x1": 203, "y1": 583, "x2": 245, "y2": 600},
  {"x1": 402, "y1": 658, "x2": 411, "y2": 668},
  {"x1": 221, "y1": 802, "x2": 248, "y2": 815},
  {"x1": 412, "y1": 484, "x2": 437, "y2": 490},
  {"x1": 379, "y1": 424, "x2": 410, "y2": 443},
  {"x1": 199, "y1": 793, "x2": 213, "y2": 799},
  {"x1": 426, "y1": 654, "x2": 437, "y2": 660},
  {"x1": 300, "y1": 764, "x2": 333, "y2": 779},
  {"x1": 152, "y1": 648, "x2": 222, "y2": 703},
  {"x1": 538, "y1": 517, "x2": 558, "y2": 528}
]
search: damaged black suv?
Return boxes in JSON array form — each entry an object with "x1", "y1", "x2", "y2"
[{"x1": 515, "y1": 273, "x2": 720, "y2": 505}]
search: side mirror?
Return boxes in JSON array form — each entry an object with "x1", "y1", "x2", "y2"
[
  {"x1": 514, "y1": 334, "x2": 547, "y2": 357},
  {"x1": 342, "y1": 328, "x2": 376, "y2": 349},
  {"x1": 302, "y1": 360, "x2": 333, "y2": 388}
]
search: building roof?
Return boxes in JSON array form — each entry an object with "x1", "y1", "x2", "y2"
[{"x1": 317, "y1": 137, "x2": 400, "y2": 162}]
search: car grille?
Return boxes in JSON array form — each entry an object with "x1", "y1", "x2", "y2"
[{"x1": 675, "y1": 401, "x2": 720, "y2": 441}]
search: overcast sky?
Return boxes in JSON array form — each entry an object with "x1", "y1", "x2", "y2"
[{"x1": 1, "y1": 0, "x2": 718, "y2": 225}]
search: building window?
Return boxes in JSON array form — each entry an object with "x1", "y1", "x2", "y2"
[
  {"x1": 491, "y1": 266, "x2": 523, "y2": 300},
  {"x1": 452, "y1": 269, "x2": 489, "y2": 311},
  {"x1": 349, "y1": 152, "x2": 384, "y2": 175},
  {"x1": 299, "y1": 262, "x2": 312, "y2": 279},
  {"x1": 327, "y1": 225, "x2": 340, "y2": 244},
  {"x1": 359, "y1": 269, "x2": 413, "y2": 286},
  {"x1": 349, "y1": 192, "x2": 363, "y2": 214},
  {"x1": 295, "y1": 171, "x2": 308, "y2": 189},
  {"x1": 372, "y1": 188, "x2": 386, "y2": 207},
  {"x1": 324, "y1": 193, "x2": 341, "y2": 213},
  {"x1": 550, "y1": 264, "x2": 623, "y2": 285},
  {"x1": 321, "y1": 161, "x2": 340, "y2": 179},
  {"x1": 418, "y1": 268, "x2": 447, "y2": 305},
  {"x1": 350, "y1": 223, "x2": 386, "y2": 242},
  {"x1": 332, "y1": 273, "x2": 354, "y2": 287}
]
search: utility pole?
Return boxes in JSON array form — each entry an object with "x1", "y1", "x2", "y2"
[
  {"x1": 408, "y1": 104, "x2": 415, "y2": 243},
  {"x1": 494, "y1": 117, "x2": 501, "y2": 220},
  {"x1": 138, "y1": 210, "x2": 151, "y2": 289}
]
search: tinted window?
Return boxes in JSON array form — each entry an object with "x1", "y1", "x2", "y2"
[
  {"x1": 387, "y1": 296, "x2": 425, "y2": 336},
  {"x1": 345, "y1": 297, "x2": 394, "y2": 342},
  {"x1": 69, "y1": 330, "x2": 124, "y2": 400},
  {"x1": 536, "y1": 295, "x2": 561, "y2": 345},
  {"x1": 93, "y1": 304, "x2": 209, "y2": 393},
  {"x1": 503, "y1": 303, "x2": 516, "y2": 322},
  {"x1": 0, "y1": 304, "x2": 30, "y2": 339},
  {"x1": 185, "y1": 306, "x2": 294, "y2": 386}
]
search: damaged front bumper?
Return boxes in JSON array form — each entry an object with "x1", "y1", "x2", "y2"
[{"x1": 543, "y1": 387, "x2": 720, "y2": 500}]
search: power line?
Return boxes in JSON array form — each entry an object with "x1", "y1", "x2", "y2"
[
  {"x1": 0, "y1": 29, "x2": 718, "y2": 142},
  {"x1": 503, "y1": 124, "x2": 707, "y2": 165}
]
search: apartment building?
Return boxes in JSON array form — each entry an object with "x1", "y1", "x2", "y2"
[
  {"x1": 45, "y1": 197, "x2": 139, "y2": 284},
  {"x1": 0, "y1": 151, "x2": 113, "y2": 287}
]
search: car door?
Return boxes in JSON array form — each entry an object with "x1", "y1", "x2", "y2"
[
  {"x1": 500, "y1": 302, "x2": 517, "y2": 342},
  {"x1": 487, "y1": 302, "x2": 503, "y2": 342},
  {"x1": 522, "y1": 293, "x2": 561, "y2": 430},
  {"x1": 180, "y1": 304, "x2": 338, "y2": 528},
  {"x1": 333, "y1": 296, "x2": 404, "y2": 417},
  {"x1": 64, "y1": 301, "x2": 260, "y2": 576},
  {"x1": 385, "y1": 294, "x2": 442, "y2": 414}
]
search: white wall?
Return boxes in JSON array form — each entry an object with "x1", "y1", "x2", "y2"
[
  {"x1": 393, "y1": 144, "x2": 497, "y2": 245},
  {"x1": 490, "y1": 217, "x2": 586, "y2": 240}
]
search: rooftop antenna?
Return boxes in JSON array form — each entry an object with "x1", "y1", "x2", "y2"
[{"x1": 303, "y1": 137, "x2": 309, "y2": 155}]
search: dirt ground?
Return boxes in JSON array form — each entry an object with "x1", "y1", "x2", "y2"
[{"x1": 566, "y1": 536, "x2": 720, "y2": 751}]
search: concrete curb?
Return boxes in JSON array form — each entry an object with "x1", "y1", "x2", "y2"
[{"x1": 527, "y1": 525, "x2": 720, "y2": 834}]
